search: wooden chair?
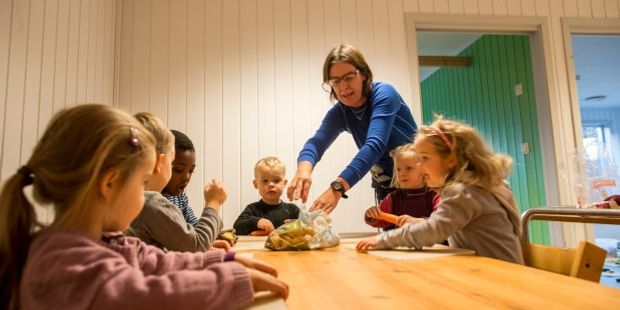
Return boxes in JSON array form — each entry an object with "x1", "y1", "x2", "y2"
[{"x1": 521, "y1": 241, "x2": 607, "y2": 282}]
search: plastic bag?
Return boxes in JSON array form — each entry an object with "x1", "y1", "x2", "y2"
[
  {"x1": 573, "y1": 141, "x2": 620, "y2": 208},
  {"x1": 264, "y1": 205, "x2": 339, "y2": 251}
]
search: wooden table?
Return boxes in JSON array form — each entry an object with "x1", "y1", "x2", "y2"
[{"x1": 238, "y1": 234, "x2": 620, "y2": 309}]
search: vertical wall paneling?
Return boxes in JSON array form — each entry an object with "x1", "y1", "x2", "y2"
[
  {"x1": 86, "y1": 0, "x2": 98, "y2": 102},
  {"x1": 492, "y1": 0, "x2": 508, "y2": 15},
  {"x1": 37, "y1": 0, "x2": 58, "y2": 138},
  {"x1": 148, "y1": 0, "x2": 169, "y2": 121},
  {"x1": 605, "y1": 0, "x2": 619, "y2": 18},
  {"x1": 274, "y1": 0, "x2": 294, "y2": 184},
  {"x1": 403, "y1": 0, "x2": 420, "y2": 13},
  {"x1": 577, "y1": 0, "x2": 593, "y2": 17},
  {"x1": 187, "y1": 0, "x2": 206, "y2": 215},
  {"x1": 506, "y1": 0, "x2": 522, "y2": 16},
  {"x1": 463, "y1": 0, "x2": 479, "y2": 15},
  {"x1": 203, "y1": 0, "x2": 224, "y2": 192},
  {"x1": 221, "y1": 0, "x2": 241, "y2": 225},
  {"x1": 563, "y1": 0, "x2": 579, "y2": 17},
  {"x1": 1, "y1": 0, "x2": 116, "y2": 190},
  {"x1": 449, "y1": 0, "x2": 465, "y2": 14},
  {"x1": 76, "y1": 0, "x2": 90, "y2": 105},
  {"x1": 21, "y1": 0, "x2": 45, "y2": 165},
  {"x1": 130, "y1": 0, "x2": 151, "y2": 112},
  {"x1": 3, "y1": 0, "x2": 29, "y2": 178},
  {"x1": 421, "y1": 35, "x2": 549, "y2": 244},
  {"x1": 419, "y1": 0, "x2": 434, "y2": 13},
  {"x1": 434, "y1": 0, "x2": 450, "y2": 14},
  {"x1": 477, "y1": 0, "x2": 494, "y2": 15},
  {"x1": 591, "y1": 0, "x2": 608, "y2": 17},
  {"x1": 167, "y1": 0, "x2": 187, "y2": 130},
  {"x1": 118, "y1": 0, "x2": 133, "y2": 111},
  {"x1": 257, "y1": 0, "x2": 276, "y2": 157},
  {"x1": 239, "y1": 0, "x2": 259, "y2": 213}
]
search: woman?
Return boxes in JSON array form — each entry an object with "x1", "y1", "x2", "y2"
[{"x1": 287, "y1": 44, "x2": 418, "y2": 214}]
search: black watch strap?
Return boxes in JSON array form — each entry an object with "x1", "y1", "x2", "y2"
[{"x1": 330, "y1": 181, "x2": 348, "y2": 199}]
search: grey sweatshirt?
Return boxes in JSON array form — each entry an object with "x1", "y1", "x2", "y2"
[
  {"x1": 126, "y1": 191, "x2": 223, "y2": 252},
  {"x1": 376, "y1": 182, "x2": 524, "y2": 264}
]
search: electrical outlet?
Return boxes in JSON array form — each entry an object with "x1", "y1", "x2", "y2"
[{"x1": 515, "y1": 83, "x2": 523, "y2": 96}]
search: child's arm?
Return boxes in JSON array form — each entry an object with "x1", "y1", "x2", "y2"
[
  {"x1": 141, "y1": 192, "x2": 223, "y2": 252},
  {"x1": 233, "y1": 203, "x2": 264, "y2": 235}
]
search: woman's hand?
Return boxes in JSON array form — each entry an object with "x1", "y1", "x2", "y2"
[
  {"x1": 204, "y1": 179, "x2": 227, "y2": 210},
  {"x1": 248, "y1": 268, "x2": 289, "y2": 299},
  {"x1": 235, "y1": 255, "x2": 278, "y2": 277},
  {"x1": 356, "y1": 236, "x2": 379, "y2": 252},
  {"x1": 396, "y1": 215, "x2": 423, "y2": 227},
  {"x1": 309, "y1": 188, "x2": 340, "y2": 214},
  {"x1": 287, "y1": 161, "x2": 313, "y2": 202}
]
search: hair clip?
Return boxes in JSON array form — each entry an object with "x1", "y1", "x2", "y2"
[
  {"x1": 431, "y1": 126, "x2": 453, "y2": 151},
  {"x1": 18, "y1": 165, "x2": 34, "y2": 185},
  {"x1": 129, "y1": 126, "x2": 141, "y2": 150}
]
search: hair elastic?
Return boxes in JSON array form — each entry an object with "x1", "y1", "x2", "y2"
[
  {"x1": 431, "y1": 126, "x2": 453, "y2": 151},
  {"x1": 18, "y1": 165, "x2": 34, "y2": 185}
]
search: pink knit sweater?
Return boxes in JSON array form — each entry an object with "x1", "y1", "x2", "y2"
[{"x1": 20, "y1": 229, "x2": 254, "y2": 309}]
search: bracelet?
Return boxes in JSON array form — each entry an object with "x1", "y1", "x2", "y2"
[{"x1": 223, "y1": 251, "x2": 236, "y2": 262}]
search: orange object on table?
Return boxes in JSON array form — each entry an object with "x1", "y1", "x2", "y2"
[
  {"x1": 377, "y1": 212, "x2": 399, "y2": 224},
  {"x1": 249, "y1": 230, "x2": 269, "y2": 236}
]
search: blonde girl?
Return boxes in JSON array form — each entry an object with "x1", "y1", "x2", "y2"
[
  {"x1": 0, "y1": 104, "x2": 287, "y2": 309},
  {"x1": 127, "y1": 112, "x2": 231, "y2": 252},
  {"x1": 364, "y1": 144, "x2": 436, "y2": 230},
  {"x1": 357, "y1": 117, "x2": 524, "y2": 264}
]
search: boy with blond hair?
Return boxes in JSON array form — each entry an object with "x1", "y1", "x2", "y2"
[{"x1": 234, "y1": 157, "x2": 300, "y2": 235}]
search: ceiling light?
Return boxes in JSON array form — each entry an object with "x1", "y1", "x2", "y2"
[{"x1": 585, "y1": 95, "x2": 607, "y2": 102}]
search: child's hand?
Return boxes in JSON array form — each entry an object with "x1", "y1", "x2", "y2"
[
  {"x1": 356, "y1": 237, "x2": 378, "y2": 252},
  {"x1": 257, "y1": 219, "x2": 275, "y2": 233},
  {"x1": 396, "y1": 215, "x2": 422, "y2": 227},
  {"x1": 364, "y1": 206, "x2": 382, "y2": 219},
  {"x1": 204, "y1": 179, "x2": 227, "y2": 209},
  {"x1": 247, "y1": 268, "x2": 289, "y2": 300},
  {"x1": 235, "y1": 255, "x2": 278, "y2": 277},
  {"x1": 211, "y1": 239, "x2": 231, "y2": 252}
]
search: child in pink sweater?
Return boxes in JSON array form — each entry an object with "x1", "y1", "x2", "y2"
[{"x1": 0, "y1": 104, "x2": 288, "y2": 309}]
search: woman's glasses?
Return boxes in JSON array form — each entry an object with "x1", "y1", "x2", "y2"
[{"x1": 322, "y1": 70, "x2": 360, "y2": 92}]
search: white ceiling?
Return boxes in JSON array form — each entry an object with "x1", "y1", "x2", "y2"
[
  {"x1": 417, "y1": 32, "x2": 620, "y2": 108},
  {"x1": 572, "y1": 35, "x2": 620, "y2": 109}
]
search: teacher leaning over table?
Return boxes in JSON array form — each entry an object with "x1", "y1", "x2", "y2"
[{"x1": 287, "y1": 44, "x2": 418, "y2": 214}]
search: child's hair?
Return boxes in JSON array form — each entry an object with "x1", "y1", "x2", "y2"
[
  {"x1": 134, "y1": 112, "x2": 174, "y2": 155},
  {"x1": 0, "y1": 104, "x2": 155, "y2": 309},
  {"x1": 389, "y1": 144, "x2": 419, "y2": 188},
  {"x1": 171, "y1": 129, "x2": 195, "y2": 152},
  {"x1": 414, "y1": 116, "x2": 512, "y2": 191},
  {"x1": 254, "y1": 156, "x2": 286, "y2": 178}
]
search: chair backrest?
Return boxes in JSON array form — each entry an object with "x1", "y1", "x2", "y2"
[{"x1": 521, "y1": 241, "x2": 607, "y2": 282}]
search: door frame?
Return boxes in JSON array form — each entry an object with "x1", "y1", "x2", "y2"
[
  {"x1": 561, "y1": 18, "x2": 620, "y2": 244},
  {"x1": 405, "y1": 14, "x2": 564, "y2": 244}
]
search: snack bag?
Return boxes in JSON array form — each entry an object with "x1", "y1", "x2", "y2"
[{"x1": 265, "y1": 205, "x2": 339, "y2": 250}]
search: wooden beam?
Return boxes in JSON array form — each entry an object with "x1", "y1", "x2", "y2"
[{"x1": 419, "y1": 56, "x2": 470, "y2": 67}]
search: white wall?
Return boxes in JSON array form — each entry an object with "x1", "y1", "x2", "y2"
[
  {"x1": 0, "y1": 0, "x2": 118, "y2": 178},
  {"x1": 2, "y1": 0, "x2": 620, "y2": 233}
]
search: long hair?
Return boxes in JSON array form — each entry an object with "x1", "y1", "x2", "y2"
[
  {"x1": 414, "y1": 116, "x2": 512, "y2": 191},
  {"x1": 322, "y1": 44, "x2": 374, "y2": 101},
  {"x1": 0, "y1": 104, "x2": 155, "y2": 309}
]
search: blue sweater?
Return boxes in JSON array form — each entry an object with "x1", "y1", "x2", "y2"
[{"x1": 298, "y1": 82, "x2": 417, "y2": 187}]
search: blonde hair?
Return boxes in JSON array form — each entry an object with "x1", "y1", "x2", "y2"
[
  {"x1": 0, "y1": 104, "x2": 155, "y2": 309},
  {"x1": 414, "y1": 116, "x2": 512, "y2": 191},
  {"x1": 323, "y1": 44, "x2": 374, "y2": 101},
  {"x1": 389, "y1": 144, "x2": 419, "y2": 188},
  {"x1": 134, "y1": 112, "x2": 174, "y2": 154},
  {"x1": 254, "y1": 156, "x2": 286, "y2": 179}
]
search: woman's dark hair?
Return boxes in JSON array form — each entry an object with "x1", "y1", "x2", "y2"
[{"x1": 322, "y1": 44, "x2": 374, "y2": 101}]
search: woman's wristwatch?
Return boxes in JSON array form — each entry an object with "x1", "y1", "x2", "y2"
[{"x1": 330, "y1": 180, "x2": 348, "y2": 199}]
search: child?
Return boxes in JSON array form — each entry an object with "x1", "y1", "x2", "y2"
[
  {"x1": 364, "y1": 144, "x2": 436, "y2": 230},
  {"x1": 162, "y1": 129, "x2": 199, "y2": 226},
  {"x1": 0, "y1": 104, "x2": 287, "y2": 309},
  {"x1": 126, "y1": 112, "x2": 229, "y2": 252},
  {"x1": 356, "y1": 117, "x2": 524, "y2": 264},
  {"x1": 234, "y1": 157, "x2": 300, "y2": 235}
]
